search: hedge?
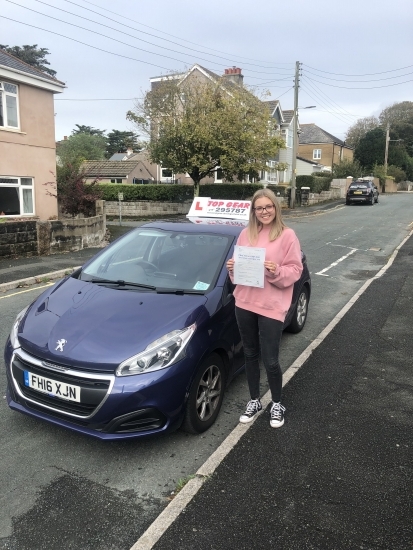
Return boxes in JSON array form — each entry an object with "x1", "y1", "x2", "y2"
[
  {"x1": 296, "y1": 175, "x2": 332, "y2": 194},
  {"x1": 97, "y1": 183, "x2": 267, "y2": 202},
  {"x1": 200, "y1": 183, "x2": 264, "y2": 199},
  {"x1": 97, "y1": 184, "x2": 194, "y2": 202}
]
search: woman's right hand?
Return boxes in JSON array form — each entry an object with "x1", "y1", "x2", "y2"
[{"x1": 226, "y1": 259, "x2": 235, "y2": 273}]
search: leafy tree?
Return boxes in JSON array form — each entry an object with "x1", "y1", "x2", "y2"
[
  {"x1": 0, "y1": 44, "x2": 56, "y2": 77},
  {"x1": 332, "y1": 158, "x2": 362, "y2": 179},
  {"x1": 354, "y1": 128, "x2": 386, "y2": 171},
  {"x1": 379, "y1": 101, "x2": 413, "y2": 127},
  {"x1": 72, "y1": 125, "x2": 106, "y2": 137},
  {"x1": 105, "y1": 130, "x2": 141, "y2": 158},
  {"x1": 127, "y1": 77, "x2": 284, "y2": 196},
  {"x1": 345, "y1": 116, "x2": 379, "y2": 149},
  {"x1": 391, "y1": 116, "x2": 413, "y2": 155},
  {"x1": 45, "y1": 164, "x2": 102, "y2": 217},
  {"x1": 57, "y1": 133, "x2": 107, "y2": 166}
]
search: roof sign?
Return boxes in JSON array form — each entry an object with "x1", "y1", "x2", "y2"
[{"x1": 187, "y1": 197, "x2": 251, "y2": 221}]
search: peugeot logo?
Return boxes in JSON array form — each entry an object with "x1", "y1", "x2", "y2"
[{"x1": 55, "y1": 339, "x2": 67, "y2": 352}]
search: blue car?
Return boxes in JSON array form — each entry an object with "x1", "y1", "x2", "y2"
[{"x1": 4, "y1": 221, "x2": 311, "y2": 440}]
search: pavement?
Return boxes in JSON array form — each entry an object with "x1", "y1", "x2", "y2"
[
  {"x1": 135, "y1": 227, "x2": 413, "y2": 550},
  {"x1": 0, "y1": 200, "x2": 344, "y2": 291}
]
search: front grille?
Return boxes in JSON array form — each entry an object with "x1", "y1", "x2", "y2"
[
  {"x1": 104, "y1": 408, "x2": 167, "y2": 433},
  {"x1": 11, "y1": 350, "x2": 114, "y2": 419}
]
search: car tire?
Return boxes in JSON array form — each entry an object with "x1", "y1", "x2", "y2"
[
  {"x1": 286, "y1": 286, "x2": 309, "y2": 334},
  {"x1": 346, "y1": 199, "x2": 350, "y2": 205},
  {"x1": 182, "y1": 353, "x2": 226, "y2": 434}
]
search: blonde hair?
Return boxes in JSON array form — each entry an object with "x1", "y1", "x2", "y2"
[{"x1": 247, "y1": 188, "x2": 286, "y2": 244}]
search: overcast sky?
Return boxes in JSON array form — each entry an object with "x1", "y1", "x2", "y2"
[{"x1": 2, "y1": 0, "x2": 412, "y2": 142}]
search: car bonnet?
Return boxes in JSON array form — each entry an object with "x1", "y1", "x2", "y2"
[{"x1": 18, "y1": 277, "x2": 207, "y2": 371}]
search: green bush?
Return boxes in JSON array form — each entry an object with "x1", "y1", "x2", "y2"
[
  {"x1": 295, "y1": 175, "x2": 332, "y2": 194},
  {"x1": 200, "y1": 183, "x2": 264, "y2": 199},
  {"x1": 97, "y1": 183, "x2": 265, "y2": 202},
  {"x1": 97, "y1": 184, "x2": 194, "y2": 202}
]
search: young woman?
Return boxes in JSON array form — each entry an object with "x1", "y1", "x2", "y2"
[{"x1": 226, "y1": 188, "x2": 303, "y2": 428}]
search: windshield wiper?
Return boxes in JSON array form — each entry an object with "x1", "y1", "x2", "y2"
[
  {"x1": 85, "y1": 278, "x2": 156, "y2": 290},
  {"x1": 156, "y1": 288, "x2": 205, "y2": 295}
]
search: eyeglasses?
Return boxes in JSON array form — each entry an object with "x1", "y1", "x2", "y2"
[{"x1": 254, "y1": 204, "x2": 275, "y2": 214}]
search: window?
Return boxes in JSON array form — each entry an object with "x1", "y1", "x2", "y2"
[
  {"x1": 0, "y1": 81, "x2": 19, "y2": 129},
  {"x1": 214, "y1": 167, "x2": 223, "y2": 183},
  {"x1": 286, "y1": 130, "x2": 293, "y2": 148},
  {"x1": 313, "y1": 149, "x2": 321, "y2": 160},
  {"x1": 266, "y1": 161, "x2": 278, "y2": 183},
  {"x1": 161, "y1": 168, "x2": 174, "y2": 182},
  {"x1": 0, "y1": 177, "x2": 34, "y2": 216},
  {"x1": 111, "y1": 178, "x2": 123, "y2": 183}
]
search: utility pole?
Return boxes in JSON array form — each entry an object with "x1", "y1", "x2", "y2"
[
  {"x1": 384, "y1": 123, "x2": 390, "y2": 176},
  {"x1": 290, "y1": 61, "x2": 300, "y2": 209}
]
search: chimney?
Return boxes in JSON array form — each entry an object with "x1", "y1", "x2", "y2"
[
  {"x1": 63, "y1": 136, "x2": 68, "y2": 140},
  {"x1": 222, "y1": 66, "x2": 244, "y2": 87}
]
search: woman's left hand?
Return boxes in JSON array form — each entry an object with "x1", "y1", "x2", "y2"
[{"x1": 264, "y1": 261, "x2": 278, "y2": 274}]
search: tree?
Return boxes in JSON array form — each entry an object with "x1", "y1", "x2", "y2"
[
  {"x1": 47, "y1": 164, "x2": 102, "y2": 217},
  {"x1": 57, "y1": 133, "x2": 107, "y2": 166},
  {"x1": 332, "y1": 158, "x2": 362, "y2": 179},
  {"x1": 72, "y1": 125, "x2": 106, "y2": 137},
  {"x1": 127, "y1": 77, "x2": 284, "y2": 196},
  {"x1": 105, "y1": 130, "x2": 141, "y2": 159},
  {"x1": 391, "y1": 116, "x2": 413, "y2": 156},
  {"x1": 0, "y1": 44, "x2": 56, "y2": 76},
  {"x1": 379, "y1": 101, "x2": 413, "y2": 127},
  {"x1": 345, "y1": 116, "x2": 379, "y2": 148},
  {"x1": 354, "y1": 128, "x2": 386, "y2": 171}
]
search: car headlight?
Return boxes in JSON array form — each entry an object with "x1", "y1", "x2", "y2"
[
  {"x1": 10, "y1": 305, "x2": 29, "y2": 349},
  {"x1": 116, "y1": 323, "x2": 196, "y2": 376}
]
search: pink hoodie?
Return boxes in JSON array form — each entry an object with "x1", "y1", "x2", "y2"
[{"x1": 230, "y1": 225, "x2": 303, "y2": 322}]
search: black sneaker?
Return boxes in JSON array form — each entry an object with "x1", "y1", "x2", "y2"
[
  {"x1": 239, "y1": 399, "x2": 262, "y2": 423},
  {"x1": 270, "y1": 402, "x2": 285, "y2": 428}
]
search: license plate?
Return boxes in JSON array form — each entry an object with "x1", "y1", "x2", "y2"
[
  {"x1": 354, "y1": 191, "x2": 362, "y2": 194},
  {"x1": 24, "y1": 371, "x2": 81, "y2": 402}
]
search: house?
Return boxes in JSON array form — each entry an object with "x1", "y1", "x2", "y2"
[
  {"x1": 298, "y1": 124, "x2": 353, "y2": 171},
  {"x1": 261, "y1": 102, "x2": 296, "y2": 184},
  {"x1": 148, "y1": 64, "x2": 289, "y2": 185},
  {"x1": 0, "y1": 49, "x2": 65, "y2": 219},
  {"x1": 108, "y1": 148, "x2": 135, "y2": 161},
  {"x1": 82, "y1": 159, "x2": 154, "y2": 184},
  {"x1": 296, "y1": 156, "x2": 326, "y2": 176}
]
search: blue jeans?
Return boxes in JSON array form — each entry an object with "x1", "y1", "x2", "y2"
[{"x1": 235, "y1": 306, "x2": 283, "y2": 403}]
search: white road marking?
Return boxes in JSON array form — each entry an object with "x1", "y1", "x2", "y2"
[
  {"x1": 0, "y1": 283, "x2": 53, "y2": 300},
  {"x1": 315, "y1": 248, "x2": 357, "y2": 276},
  {"x1": 130, "y1": 227, "x2": 413, "y2": 550}
]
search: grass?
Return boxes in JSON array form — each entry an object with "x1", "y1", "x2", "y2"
[{"x1": 169, "y1": 475, "x2": 196, "y2": 498}]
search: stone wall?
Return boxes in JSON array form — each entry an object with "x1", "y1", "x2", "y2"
[
  {"x1": 0, "y1": 220, "x2": 38, "y2": 258},
  {"x1": 38, "y1": 215, "x2": 106, "y2": 255},
  {"x1": 105, "y1": 200, "x2": 192, "y2": 218},
  {"x1": 0, "y1": 205, "x2": 106, "y2": 259}
]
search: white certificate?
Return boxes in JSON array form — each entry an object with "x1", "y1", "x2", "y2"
[{"x1": 233, "y1": 245, "x2": 265, "y2": 288}]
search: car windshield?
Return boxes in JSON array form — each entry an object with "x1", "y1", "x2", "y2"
[{"x1": 80, "y1": 228, "x2": 231, "y2": 292}]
